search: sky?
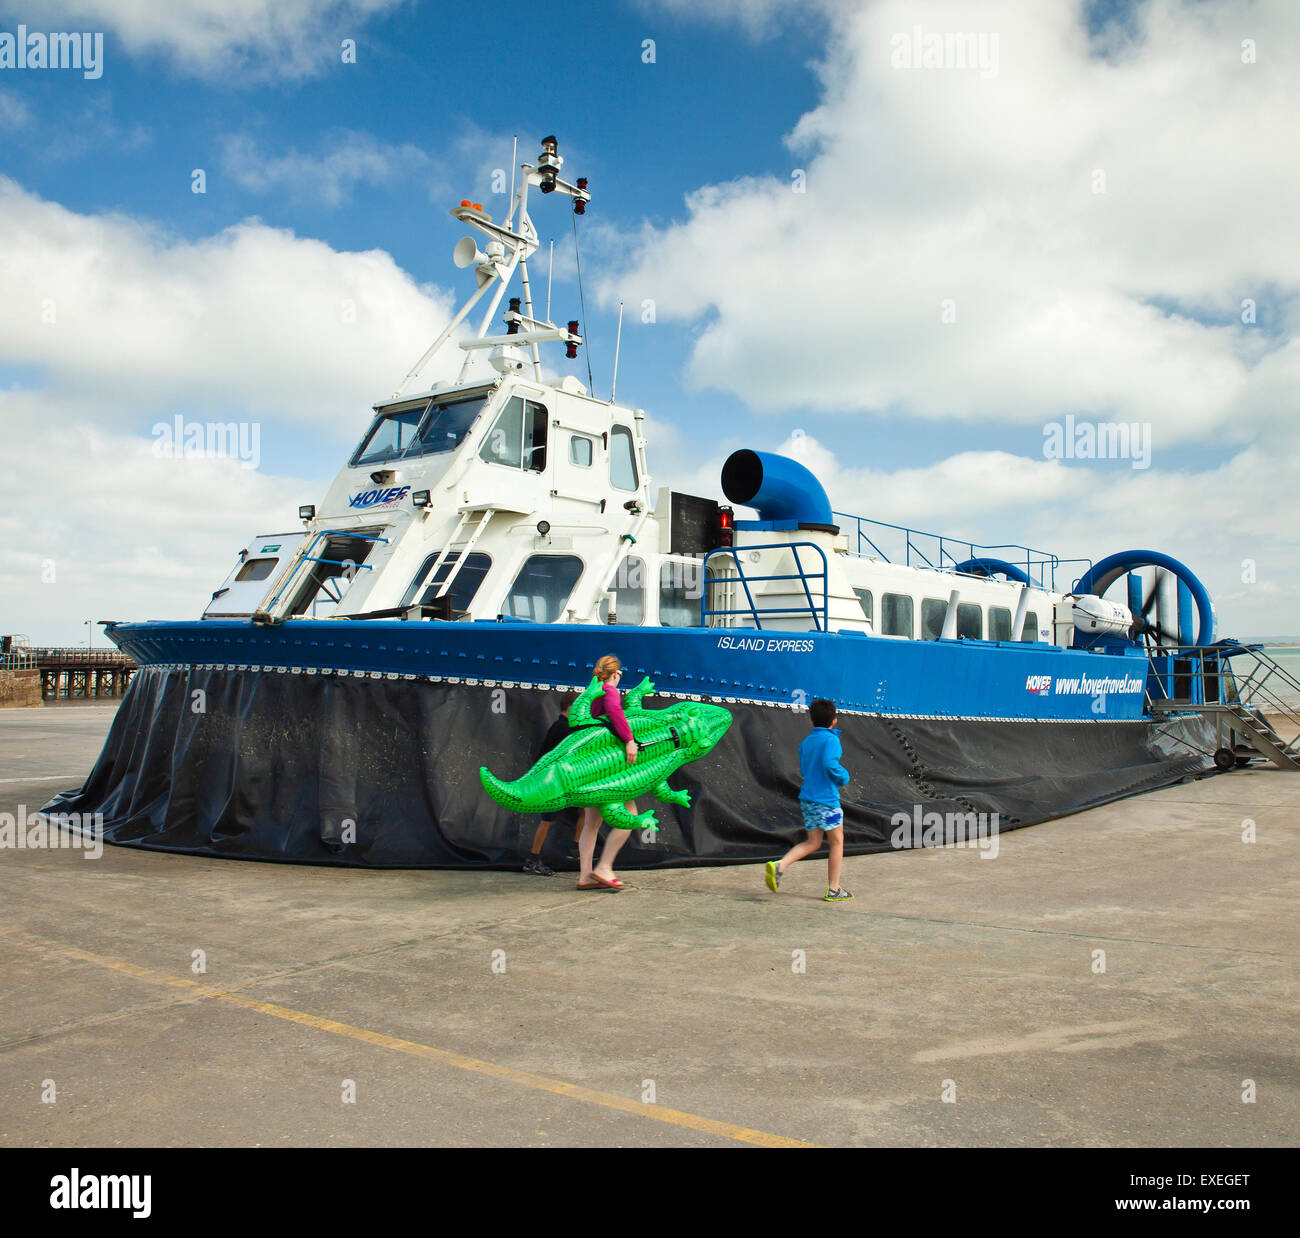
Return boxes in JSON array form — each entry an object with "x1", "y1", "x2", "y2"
[{"x1": 1, "y1": 0, "x2": 1298, "y2": 644}]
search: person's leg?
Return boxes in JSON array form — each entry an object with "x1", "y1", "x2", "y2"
[
  {"x1": 530, "y1": 820, "x2": 551, "y2": 855},
  {"x1": 778, "y1": 827, "x2": 823, "y2": 874},
  {"x1": 593, "y1": 802, "x2": 635, "y2": 881},
  {"x1": 577, "y1": 808, "x2": 601, "y2": 882},
  {"x1": 826, "y1": 826, "x2": 844, "y2": 889}
]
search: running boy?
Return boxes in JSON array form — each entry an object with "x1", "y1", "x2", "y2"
[{"x1": 765, "y1": 698, "x2": 853, "y2": 901}]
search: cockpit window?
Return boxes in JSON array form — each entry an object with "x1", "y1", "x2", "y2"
[
  {"x1": 350, "y1": 391, "x2": 490, "y2": 468},
  {"x1": 410, "y1": 394, "x2": 489, "y2": 457},
  {"x1": 352, "y1": 404, "x2": 427, "y2": 467}
]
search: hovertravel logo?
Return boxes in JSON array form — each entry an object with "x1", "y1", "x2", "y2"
[
  {"x1": 0, "y1": 26, "x2": 103, "y2": 79},
  {"x1": 349, "y1": 485, "x2": 410, "y2": 509}
]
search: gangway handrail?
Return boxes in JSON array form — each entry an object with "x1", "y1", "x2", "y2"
[{"x1": 701, "y1": 542, "x2": 830, "y2": 632}]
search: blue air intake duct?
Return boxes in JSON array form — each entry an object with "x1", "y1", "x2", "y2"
[
  {"x1": 720, "y1": 450, "x2": 838, "y2": 533},
  {"x1": 1075, "y1": 549, "x2": 1215, "y2": 647}
]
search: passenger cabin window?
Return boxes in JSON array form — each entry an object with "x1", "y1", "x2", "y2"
[
  {"x1": 853, "y1": 588, "x2": 873, "y2": 624},
  {"x1": 570, "y1": 436, "x2": 593, "y2": 467},
  {"x1": 479, "y1": 397, "x2": 548, "y2": 471},
  {"x1": 605, "y1": 555, "x2": 645, "y2": 625},
  {"x1": 921, "y1": 598, "x2": 947, "y2": 641},
  {"x1": 1021, "y1": 610, "x2": 1041, "y2": 642},
  {"x1": 235, "y1": 557, "x2": 277, "y2": 583},
  {"x1": 881, "y1": 593, "x2": 913, "y2": 638},
  {"x1": 401, "y1": 552, "x2": 491, "y2": 616},
  {"x1": 610, "y1": 425, "x2": 638, "y2": 491},
  {"x1": 989, "y1": 606, "x2": 1013, "y2": 641},
  {"x1": 503, "y1": 555, "x2": 584, "y2": 623},
  {"x1": 956, "y1": 603, "x2": 983, "y2": 640},
  {"x1": 659, "y1": 560, "x2": 702, "y2": 627}
]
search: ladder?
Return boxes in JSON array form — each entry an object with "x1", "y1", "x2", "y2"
[
  {"x1": 426, "y1": 508, "x2": 494, "y2": 599},
  {"x1": 1147, "y1": 645, "x2": 1300, "y2": 770}
]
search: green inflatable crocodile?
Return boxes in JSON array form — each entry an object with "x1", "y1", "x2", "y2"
[{"x1": 479, "y1": 676, "x2": 733, "y2": 831}]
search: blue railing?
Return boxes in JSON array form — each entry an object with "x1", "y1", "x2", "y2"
[
  {"x1": 701, "y1": 542, "x2": 830, "y2": 632},
  {"x1": 833, "y1": 511, "x2": 1088, "y2": 591},
  {"x1": 266, "y1": 530, "x2": 391, "y2": 611}
]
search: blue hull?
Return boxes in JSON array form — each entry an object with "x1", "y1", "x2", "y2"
[{"x1": 106, "y1": 619, "x2": 1154, "y2": 722}]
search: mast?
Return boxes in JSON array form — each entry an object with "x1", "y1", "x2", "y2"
[{"x1": 395, "y1": 135, "x2": 592, "y2": 397}]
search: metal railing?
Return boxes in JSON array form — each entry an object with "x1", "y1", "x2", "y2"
[
  {"x1": 701, "y1": 542, "x2": 830, "y2": 632},
  {"x1": 832, "y1": 511, "x2": 1086, "y2": 591}
]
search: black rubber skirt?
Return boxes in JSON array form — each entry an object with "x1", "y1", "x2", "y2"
[{"x1": 44, "y1": 666, "x2": 1219, "y2": 868}]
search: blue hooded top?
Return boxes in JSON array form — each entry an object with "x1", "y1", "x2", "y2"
[{"x1": 798, "y1": 726, "x2": 850, "y2": 806}]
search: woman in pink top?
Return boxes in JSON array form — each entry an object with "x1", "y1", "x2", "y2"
[{"x1": 577, "y1": 655, "x2": 639, "y2": 891}]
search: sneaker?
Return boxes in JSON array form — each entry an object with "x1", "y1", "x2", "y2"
[
  {"x1": 764, "y1": 861, "x2": 782, "y2": 893},
  {"x1": 523, "y1": 856, "x2": 556, "y2": 876},
  {"x1": 824, "y1": 887, "x2": 854, "y2": 902}
]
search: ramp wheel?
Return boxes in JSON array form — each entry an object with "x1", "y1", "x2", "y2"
[{"x1": 1213, "y1": 747, "x2": 1236, "y2": 772}]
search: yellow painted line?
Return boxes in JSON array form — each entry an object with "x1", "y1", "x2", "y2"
[{"x1": 39, "y1": 937, "x2": 816, "y2": 1148}]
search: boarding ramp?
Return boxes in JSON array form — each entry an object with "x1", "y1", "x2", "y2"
[{"x1": 1145, "y1": 645, "x2": 1300, "y2": 770}]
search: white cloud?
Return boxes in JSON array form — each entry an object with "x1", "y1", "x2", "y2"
[
  {"x1": 0, "y1": 176, "x2": 456, "y2": 426},
  {"x1": 0, "y1": 177, "x2": 465, "y2": 643},
  {"x1": 221, "y1": 130, "x2": 431, "y2": 207},
  {"x1": 0, "y1": 393, "x2": 325, "y2": 642},
  {"x1": 605, "y1": 0, "x2": 1300, "y2": 448},
  {"x1": 35, "y1": 0, "x2": 405, "y2": 80}
]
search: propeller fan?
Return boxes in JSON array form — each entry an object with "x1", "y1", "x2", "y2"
[{"x1": 1127, "y1": 568, "x2": 1184, "y2": 650}]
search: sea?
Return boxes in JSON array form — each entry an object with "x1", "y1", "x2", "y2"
[{"x1": 1246, "y1": 646, "x2": 1300, "y2": 709}]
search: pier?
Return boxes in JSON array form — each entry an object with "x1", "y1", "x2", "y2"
[{"x1": 32, "y1": 648, "x2": 137, "y2": 702}]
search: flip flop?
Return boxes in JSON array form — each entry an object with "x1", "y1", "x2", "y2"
[
  {"x1": 576, "y1": 880, "x2": 614, "y2": 891},
  {"x1": 589, "y1": 874, "x2": 624, "y2": 890}
]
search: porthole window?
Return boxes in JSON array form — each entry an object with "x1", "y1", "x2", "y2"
[{"x1": 570, "y1": 436, "x2": 594, "y2": 467}]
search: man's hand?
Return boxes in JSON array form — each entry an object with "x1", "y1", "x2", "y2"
[{"x1": 625, "y1": 740, "x2": 638, "y2": 765}]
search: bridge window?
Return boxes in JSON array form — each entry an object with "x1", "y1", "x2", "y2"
[
  {"x1": 570, "y1": 435, "x2": 594, "y2": 467},
  {"x1": 956, "y1": 603, "x2": 983, "y2": 640},
  {"x1": 989, "y1": 606, "x2": 1013, "y2": 641},
  {"x1": 401, "y1": 552, "x2": 492, "y2": 616},
  {"x1": 479, "y1": 397, "x2": 548, "y2": 471},
  {"x1": 853, "y1": 588, "x2": 873, "y2": 624},
  {"x1": 880, "y1": 593, "x2": 913, "y2": 638},
  {"x1": 659, "y1": 560, "x2": 702, "y2": 627},
  {"x1": 503, "y1": 554, "x2": 584, "y2": 623},
  {"x1": 235, "y1": 557, "x2": 277, "y2": 583},
  {"x1": 1021, "y1": 610, "x2": 1041, "y2": 642},
  {"x1": 351, "y1": 403, "x2": 427, "y2": 467},
  {"x1": 921, "y1": 598, "x2": 947, "y2": 641},
  {"x1": 610, "y1": 425, "x2": 639, "y2": 491},
  {"x1": 409, "y1": 392, "x2": 489, "y2": 457}
]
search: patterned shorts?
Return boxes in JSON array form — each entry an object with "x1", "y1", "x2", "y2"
[{"x1": 800, "y1": 800, "x2": 844, "y2": 832}]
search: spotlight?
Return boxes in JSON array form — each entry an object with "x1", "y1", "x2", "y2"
[
  {"x1": 412, "y1": 490, "x2": 431, "y2": 509},
  {"x1": 298, "y1": 504, "x2": 315, "y2": 521},
  {"x1": 536, "y1": 520, "x2": 551, "y2": 536}
]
